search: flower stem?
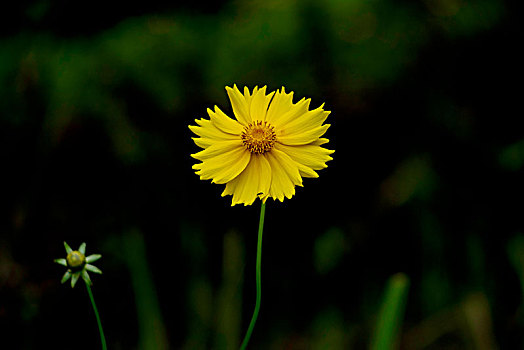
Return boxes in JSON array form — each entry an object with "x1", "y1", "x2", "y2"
[
  {"x1": 240, "y1": 201, "x2": 266, "y2": 350},
  {"x1": 86, "y1": 282, "x2": 107, "y2": 350}
]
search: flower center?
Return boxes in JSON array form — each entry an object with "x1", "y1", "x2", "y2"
[
  {"x1": 241, "y1": 121, "x2": 276, "y2": 154},
  {"x1": 66, "y1": 251, "x2": 86, "y2": 271}
]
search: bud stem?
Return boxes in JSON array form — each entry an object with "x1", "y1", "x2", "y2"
[{"x1": 86, "y1": 282, "x2": 107, "y2": 350}]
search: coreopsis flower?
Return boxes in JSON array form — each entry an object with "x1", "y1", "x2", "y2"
[
  {"x1": 54, "y1": 242, "x2": 102, "y2": 288},
  {"x1": 189, "y1": 85, "x2": 334, "y2": 205}
]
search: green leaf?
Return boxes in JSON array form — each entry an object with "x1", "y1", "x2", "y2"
[
  {"x1": 64, "y1": 242, "x2": 73, "y2": 254},
  {"x1": 71, "y1": 272, "x2": 81, "y2": 288},
  {"x1": 82, "y1": 270, "x2": 93, "y2": 286},
  {"x1": 85, "y1": 264, "x2": 103, "y2": 274},
  {"x1": 86, "y1": 254, "x2": 102, "y2": 264},
  {"x1": 79, "y1": 242, "x2": 86, "y2": 255},
  {"x1": 61, "y1": 270, "x2": 72, "y2": 284},
  {"x1": 55, "y1": 258, "x2": 67, "y2": 267}
]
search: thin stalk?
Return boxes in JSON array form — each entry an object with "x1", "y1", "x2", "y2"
[
  {"x1": 240, "y1": 201, "x2": 266, "y2": 350},
  {"x1": 86, "y1": 282, "x2": 107, "y2": 350}
]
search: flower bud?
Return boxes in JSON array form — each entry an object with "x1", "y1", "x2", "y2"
[{"x1": 66, "y1": 251, "x2": 86, "y2": 272}]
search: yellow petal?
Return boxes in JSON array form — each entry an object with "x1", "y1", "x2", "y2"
[
  {"x1": 243, "y1": 86, "x2": 253, "y2": 107},
  {"x1": 226, "y1": 85, "x2": 251, "y2": 126},
  {"x1": 265, "y1": 148, "x2": 302, "y2": 202},
  {"x1": 277, "y1": 124, "x2": 331, "y2": 146},
  {"x1": 265, "y1": 87, "x2": 294, "y2": 125},
  {"x1": 189, "y1": 119, "x2": 238, "y2": 142},
  {"x1": 191, "y1": 140, "x2": 243, "y2": 161},
  {"x1": 222, "y1": 154, "x2": 272, "y2": 206},
  {"x1": 254, "y1": 154, "x2": 272, "y2": 200},
  {"x1": 296, "y1": 163, "x2": 319, "y2": 178},
  {"x1": 189, "y1": 115, "x2": 240, "y2": 150},
  {"x1": 250, "y1": 86, "x2": 275, "y2": 122},
  {"x1": 271, "y1": 97, "x2": 310, "y2": 129},
  {"x1": 274, "y1": 142, "x2": 334, "y2": 171},
  {"x1": 207, "y1": 106, "x2": 244, "y2": 135},
  {"x1": 312, "y1": 138, "x2": 330, "y2": 146},
  {"x1": 193, "y1": 146, "x2": 250, "y2": 184},
  {"x1": 279, "y1": 106, "x2": 330, "y2": 135},
  {"x1": 192, "y1": 137, "x2": 212, "y2": 149}
]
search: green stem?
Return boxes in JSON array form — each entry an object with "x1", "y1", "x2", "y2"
[
  {"x1": 240, "y1": 201, "x2": 266, "y2": 350},
  {"x1": 86, "y1": 282, "x2": 107, "y2": 350}
]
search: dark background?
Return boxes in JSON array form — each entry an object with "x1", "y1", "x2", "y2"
[{"x1": 1, "y1": 0, "x2": 524, "y2": 348}]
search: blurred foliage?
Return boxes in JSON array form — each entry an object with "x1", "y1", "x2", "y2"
[
  {"x1": 499, "y1": 139, "x2": 524, "y2": 171},
  {"x1": 123, "y1": 229, "x2": 168, "y2": 349},
  {"x1": 370, "y1": 273, "x2": 410, "y2": 350},
  {"x1": 314, "y1": 227, "x2": 347, "y2": 275},
  {"x1": 1, "y1": 0, "x2": 523, "y2": 349}
]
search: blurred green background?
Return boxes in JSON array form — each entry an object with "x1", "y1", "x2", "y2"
[{"x1": 1, "y1": 0, "x2": 523, "y2": 348}]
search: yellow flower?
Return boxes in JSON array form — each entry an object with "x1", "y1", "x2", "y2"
[{"x1": 189, "y1": 85, "x2": 334, "y2": 206}]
